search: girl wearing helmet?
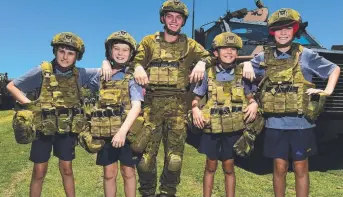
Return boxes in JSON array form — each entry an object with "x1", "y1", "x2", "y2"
[
  {"x1": 242, "y1": 8, "x2": 340, "y2": 197},
  {"x1": 191, "y1": 32, "x2": 261, "y2": 197}
]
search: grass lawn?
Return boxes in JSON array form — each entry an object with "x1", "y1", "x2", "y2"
[{"x1": 1, "y1": 110, "x2": 343, "y2": 197}]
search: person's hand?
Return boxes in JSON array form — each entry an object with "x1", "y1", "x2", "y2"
[
  {"x1": 111, "y1": 131, "x2": 127, "y2": 148},
  {"x1": 243, "y1": 101, "x2": 258, "y2": 123},
  {"x1": 134, "y1": 65, "x2": 149, "y2": 85},
  {"x1": 192, "y1": 106, "x2": 206, "y2": 129},
  {"x1": 100, "y1": 60, "x2": 112, "y2": 81},
  {"x1": 306, "y1": 88, "x2": 331, "y2": 96},
  {"x1": 189, "y1": 61, "x2": 206, "y2": 83},
  {"x1": 243, "y1": 61, "x2": 256, "y2": 82}
]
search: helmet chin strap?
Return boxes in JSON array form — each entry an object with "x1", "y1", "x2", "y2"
[{"x1": 164, "y1": 25, "x2": 181, "y2": 36}]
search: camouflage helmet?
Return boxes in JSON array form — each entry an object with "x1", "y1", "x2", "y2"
[
  {"x1": 212, "y1": 32, "x2": 243, "y2": 50},
  {"x1": 105, "y1": 30, "x2": 137, "y2": 61},
  {"x1": 160, "y1": 0, "x2": 189, "y2": 25},
  {"x1": 268, "y1": 8, "x2": 302, "y2": 28},
  {"x1": 51, "y1": 32, "x2": 85, "y2": 60}
]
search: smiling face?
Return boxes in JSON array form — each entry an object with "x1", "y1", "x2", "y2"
[
  {"x1": 55, "y1": 46, "x2": 77, "y2": 68},
  {"x1": 162, "y1": 11, "x2": 184, "y2": 33},
  {"x1": 214, "y1": 47, "x2": 238, "y2": 64},
  {"x1": 274, "y1": 26, "x2": 294, "y2": 45},
  {"x1": 111, "y1": 43, "x2": 131, "y2": 64}
]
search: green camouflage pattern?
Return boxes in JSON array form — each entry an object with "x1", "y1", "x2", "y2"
[
  {"x1": 268, "y1": 8, "x2": 302, "y2": 27},
  {"x1": 105, "y1": 30, "x2": 137, "y2": 51},
  {"x1": 137, "y1": 96, "x2": 187, "y2": 196},
  {"x1": 160, "y1": 0, "x2": 189, "y2": 24},
  {"x1": 127, "y1": 116, "x2": 154, "y2": 153},
  {"x1": 12, "y1": 109, "x2": 36, "y2": 144},
  {"x1": 12, "y1": 61, "x2": 85, "y2": 138},
  {"x1": 233, "y1": 112, "x2": 265, "y2": 157},
  {"x1": 201, "y1": 64, "x2": 248, "y2": 133},
  {"x1": 147, "y1": 32, "x2": 189, "y2": 91},
  {"x1": 51, "y1": 32, "x2": 85, "y2": 60},
  {"x1": 212, "y1": 32, "x2": 243, "y2": 50},
  {"x1": 259, "y1": 44, "x2": 326, "y2": 120},
  {"x1": 78, "y1": 129, "x2": 105, "y2": 154}
]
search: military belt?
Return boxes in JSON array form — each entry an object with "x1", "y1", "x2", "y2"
[
  {"x1": 150, "y1": 61, "x2": 179, "y2": 68},
  {"x1": 265, "y1": 86, "x2": 298, "y2": 93},
  {"x1": 210, "y1": 106, "x2": 243, "y2": 115}
]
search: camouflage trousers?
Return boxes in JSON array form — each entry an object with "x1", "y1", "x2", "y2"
[{"x1": 137, "y1": 96, "x2": 187, "y2": 196}]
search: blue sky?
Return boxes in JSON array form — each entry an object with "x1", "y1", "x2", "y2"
[{"x1": 1, "y1": 0, "x2": 342, "y2": 78}]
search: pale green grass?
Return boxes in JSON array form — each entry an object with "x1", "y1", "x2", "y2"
[{"x1": 1, "y1": 110, "x2": 343, "y2": 197}]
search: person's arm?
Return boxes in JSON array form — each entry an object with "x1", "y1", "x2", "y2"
[
  {"x1": 188, "y1": 39, "x2": 211, "y2": 83},
  {"x1": 7, "y1": 66, "x2": 42, "y2": 104},
  {"x1": 191, "y1": 72, "x2": 208, "y2": 128},
  {"x1": 112, "y1": 79, "x2": 144, "y2": 148},
  {"x1": 302, "y1": 49, "x2": 341, "y2": 96},
  {"x1": 242, "y1": 52, "x2": 265, "y2": 81}
]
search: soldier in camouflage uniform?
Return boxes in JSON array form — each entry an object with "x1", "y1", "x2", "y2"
[
  {"x1": 102, "y1": 1, "x2": 211, "y2": 196},
  {"x1": 243, "y1": 8, "x2": 341, "y2": 197},
  {"x1": 191, "y1": 32, "x2": 263, "y2": 197},
  {"x1": 7, "y1": 32, "x2": 100, "y2": 197},
  {"x1": 78, "y1": 30, "x2": 144, "y2": 197}
]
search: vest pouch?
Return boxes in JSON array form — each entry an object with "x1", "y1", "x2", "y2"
[
  {"x1": 231, "y1": 107, "x2": 245, "y2": 131},
  {"x1": 90, "y1": 111, "x2": 102, "y2": 137},
  {"x1": 12, "y1": 110, "x2": 36, "y2": 144},
  {"x1": 109, "y1": 116, "x2": 121, "y2": 136},
  {"x1": 168, "y1": 66, "x2": 178, "y2": 86},
  {"x1": 221, "y1": 107, "x2": 234, "y2": 132},
  {"x1": 71, "y1": 110, "x2": 87, "y2": 134},
  {"x1": 100, "y1": 113, "x2": 111, "y2": 137},
  {"x1": 52, "y1": 91, "x2": 64, "y2": 107},
  {"x1": 127, "y1": 116, "x2": 150, "y2": 153},
  {"x1": 149, "y1": 66, "x2": 159, "y2": 85},
  {"x1": 262, "y1": 89, "x2": 275, "y2": 113},
  {"x1": 274, "y1": 92, "x2": 286, "y2": 113},
  {"x1": 210, "y1": 108, "x2": 222, "y2": 133},
  {"x1": 100, "y1": 89, "x2": 121, "y2": 105},
  {"x1": 57, "y1": 109, "x2": 72, "y2": 134},
  {"x1": 285, "y1": 91, "x2": 298, "y2": 113},
  {"x1": 158, "y1": 67, "x2": 169, "y2": 85},
  {"x1": 41, "y1": 108, "x2": 57, "y2": 135},
  {"x1": 305, "y1": 93, "x2": 326, "y2": 120},
  {"x1": 231, "y1": 86, "x2": 244, "y2": 102}
]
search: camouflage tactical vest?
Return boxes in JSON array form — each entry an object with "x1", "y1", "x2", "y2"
[
  {"x1": 90, "y1": 74, "x2": 132, "y2": 138},
  {"x1": 146, "y1": 32, "x2": 190, "y2": 95},
  {"x1": 32, "y1": 62, "x2": 86, "y2": 135},
  {"x1": 201, "y1": 64, "x2": 248, "y2": 133},
  {"x1": 259, "y1": 43, "x2": 326, "y2": 120}
]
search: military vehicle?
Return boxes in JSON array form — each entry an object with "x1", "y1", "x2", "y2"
[
  {"x1": 0, "y1": 73, "x2": 14, "y2": 110},
  {"x1": 194, "y1": 0, "x2": 343, "y2": 141}
]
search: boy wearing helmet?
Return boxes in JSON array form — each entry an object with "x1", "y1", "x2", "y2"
[
  {"x1": 101, "y1": 1, "x2": 211, "y2": 197},
  {"x1": 243, "y1": 8, "x2": 340, "y2": 197},
  {"x1": 79, "y1": 31, "x2": 143, "y2": 197},
  {"x1": 7, "y1": 32, "x2": 101, "y2": 197},
  {"x1": 191, "y1": 32, "x2": 263, "y2": 197}
]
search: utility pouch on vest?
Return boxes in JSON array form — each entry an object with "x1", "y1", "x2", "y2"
[
  {"x1": 53, "y1": 91, "x2": 64, "y2": 107},
  {"x1": 221, "y1": 112, "x2": 234, "y2": 133},
  {"x1": 232, "y1": 111, "x2": 245, "y2": 131},
  {"x1": 231, "y1": 86, "x2": 244, "y2": 102},
  {"x1": 127, "y1": 116, "x2": 151, "y2": 153},
  {"x1": 159, "y1": 67, "x2": 169, "y2": 85},
  {"x1": 41, "y1": 108, "x2": 57, "y2": 135},
  {"x1": 210, "y1": 109, "x2": 222, "y2": 133},
  {"x1": 56, "y1": 109, "x2": 72, "y2": 134},
  {"x1": 100, "y1": 89, "x2": 122, "y2": 106},
  {"x1": 149, "y1": 67, "x2": 159, "y2": 85},
  {"x1": 71, "y1": 108, "x2": 87, "y2": 134},
  {"x1": 90, "y1": 111, "x2": 102, "y2": 136},
  {"x1": 100, "y1": 113, "x2": 111, "y2": 137},
  {"x1": 305, "y1": 93, "x2": 326, "y2": 120},
  {"x1": 12, "y1": 109, "x2": 36, "y2": 144}
]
